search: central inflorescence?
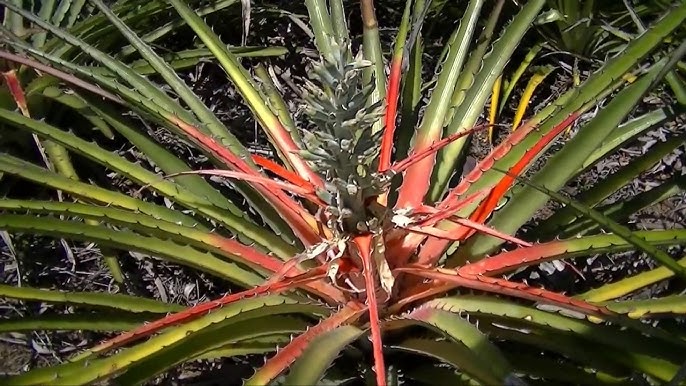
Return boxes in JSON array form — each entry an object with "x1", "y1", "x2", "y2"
[{"x1": 298, "y1": 42, "x2": 388, "y2": 235}]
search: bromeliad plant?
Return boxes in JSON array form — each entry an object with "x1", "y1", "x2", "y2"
[{"x1": 1, "y1": 0, "x2": 686, "y2": 384}]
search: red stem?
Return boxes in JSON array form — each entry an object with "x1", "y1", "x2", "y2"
[
  {"x1": 252, "y1": 153, "x2": 313, "y2": 189},
  {"x1": 379, "y1": 58, "x2": 403, "y2": 172},
  {"x1": 352, "y1": 234, "x2": 387, "y2": 386}
]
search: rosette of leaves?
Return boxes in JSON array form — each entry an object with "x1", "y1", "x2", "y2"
[{"x1": 0, "y1": 0, "x2": 685, "y2": 385}]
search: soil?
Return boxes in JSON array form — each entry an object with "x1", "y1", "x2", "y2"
[{"x1": 1, "y1": 0, "x2": 685, "y2": 384}]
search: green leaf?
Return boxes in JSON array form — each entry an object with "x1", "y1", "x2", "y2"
[
  {"x1": 579, "y1": 108, "x2": 669, "y2": 173},
  {"x1": 392, "y1": 339, "x2": 500, "y2": 385},
  {"x1": 127, "y1": 47, "x2": 288, "y2": 75},
  {"x1": 465, "y1": 57, "x2": 679, "y2": 258},
  {"x1": 1, "y1": 0, "x2": 194, "y2": 122},
  {"x1": 284, "y1": 325, "x2": 363, "y2": 385},
  {"x1": 533, "y1": 136, "x2": 684, "y2": 237},
  {"x1": 192, "y1": 342, "x2": 278, "y2": 361},
  {"x1": 0, "y1": 108, "x2": 294, "y2": 256},
  {"x1": 31, "y1": 0, "x2": 57, "y2": 48},
  {"x1": 578, "y1": 255, "x2": 686, "y2": 302},
  {"x1": 5, "y1": 296, "x2": 323, "y2": 385},
  {"x1": 39, "y1": 86, "x2": 115, "y2": 139},
  {"x1": 480, "y1": 322, "x2": 632, "y2": 378},
  {"x1": 505, "y1": 350, "x2": 631, "y2": 385},
  {"x1": 0, "y1": 199, "x2": 283, "y2": 274},
  {"x1": 426, "y1": 296, "x2": 683, "y2": 381},
  {"x1": 429, "y1": 0, "x2": 547, "y2": 201},
  {"x1": 604, "y1": 296, "x2": 686, "y2": 318},
  {"x1": 405, "y1": 364, "x2": 479, "y2": 386},
  {"x1": 115, "y1": 315, "x2": 311, "y2": 385},
  {"x1": 0, "y1": 215, "x2": 264, "y2": 286},
  {"x1": 0, "y1": 154, "x2": 202, "y2": 229},
  {"x1": 255, "y1": 64, "x2": 300, "y2": 143},
  {"x1": 304, "y1": 0, "x2": 335, "y2": 60},
  {"x1": 89, "y1": 0, "x2": 237, "y2": 145},
  {"x1": 389, "y1": 305, "x2": 512, "y2": 384},
  {"x1": 360, "y1": 0, "x2": 386, "y2": 133},
  {"x1": 328, "y1": 0, "x2": 349, "y2": 48},
  {"x1": 0, "y1": 284, "x2": 182, "y2": 313},
  {"x1": 117, "y1": 0, "x2": 242, "y2": 58},
  {"x1": 559, "y1": 174, "x2": 686, "y2": 238},
  {"x1": 487, "y1": 169, "x2": 686, "y2": 279},
  {"x1": 0, "y1": 313, "x2": 154, "y2": 332}
]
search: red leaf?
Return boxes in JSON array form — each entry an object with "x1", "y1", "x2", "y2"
[
  {"x1": 469, "y1": 112, "x2": 582, "y2": 224},
  {"x1": 252, "y1": 153, "x2": 313, "y2": 189},
  {"x1": 396, "y1": 266, "x2": 613, "y2": 318},
  {"x1": 248, "y1": 302, "x2": 365, "y2": 384},
  {"x1": 167, "y1": 115, "x2": 325, "y2": 245},
  {"x1": 389, "y1": 124, "x2": 491, "y2": 175},
  {"x1": 352, "y1": 234, "x2": 388, "y2": 386},
  {"x1": 88, "y1": 266, "x2": 330, "y2": 355},
  {"x1": 2, "y1": 69, "x2": 30, "y2": 117},
  {"x1": 458, "y1": 240, "x2": 573, "y2": 276},
  {"x1": 416, "y1": 112, "x2": 582, "y2": 264},
  {"x1": 379, "y1": 57, "x2": 403, "y2": 173},
  {"x1": 155, "y1": 169, "x2": 325, "y2": 207}
]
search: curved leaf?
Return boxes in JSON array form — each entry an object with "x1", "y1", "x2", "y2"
[
  {"x1": 114, "y1": 315, "x2": 311, "y2": 385},
  {"x1": 0, "y1": 284, "x2": 182, "y2": 313},
  {"x1": 579, "y1": 108, "x2": 669, "y2": 173},
  {"x1": 5, "y1": 296, "x2": 322, "y2": 385},
  {"x1": 0, "y1": 313, "x2": 154, "y2": 332},
  {"x1": 118, "y1": 0, "x2": 242, "y2": 58},
  {"x1": 579, "y1": 255, "x2": 686, "y2": 302},
  {"x1": 245, "y1": 302, "x2": 364, "y2": 385},
  {"x1": 479, "y1": 321, "x2": 632, "y2": 378},
  {"x1": 284, "y1": 325, "x2": 364, "y2": 385},
  {"x1": 559, "y1": 174, "x2": 686, "y2": 238},
  {"x1": 0, "y1": 199, "x2": 284, "y2": 274},
  {"x1": 0, "y1": 215, "x2": 264, "y2": 286},
  {"x1": 1, "y1": 0, "x2": 191, "y2": 121},
  {"x1": 425, "y1": 295, "x2": 685, "y2": 375},
  {"x1": 405, "y1": 364, "x2": 479, "y2": 386},
  {"x1": 392, "y1": 305, "x2": 512, "y2": 384},
  {"x1": 465, "y1": 57, "x2": 680, "y2": 258},
  {"x1": 534, "y1": 136, "x2": 684, "y2": 236},
  {"x1": 604, "y1": 296, "x2": 686, "y2": 318},
  {"x1": 459, "y1": 229, "x2": 686, "y2": 275},
  {"x1": 505, "y1": 350, "x2": 632, "y2": 385},
  {"x1": 0, "y1": 108, "x2": 294, "y2": 256},
  {"x1": 90, "y1": 0, "x2": 235, "y2": 144},
  {"x1": 0, "y1": 154, "x2": 201, "y2": 229},
  {"x1": 128, "y1": 46, "x2": 289, "y2": 75},
  {"x1": 392, "y1": 339, "x2": 524, "y2": 385},
  {"x1": 486, "y1": 171, "x2": 686, "y2": 279}
]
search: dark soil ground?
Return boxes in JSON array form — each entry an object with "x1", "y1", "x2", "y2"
[{"x1": 1, "y1": 0, "x2": 685, "y2": 384}]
